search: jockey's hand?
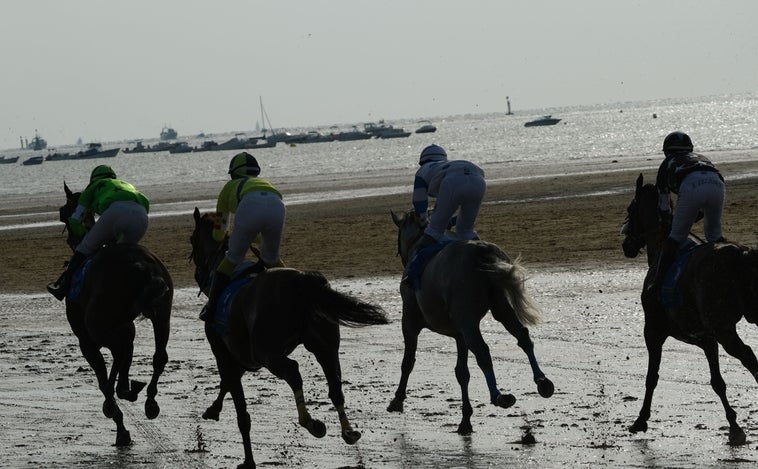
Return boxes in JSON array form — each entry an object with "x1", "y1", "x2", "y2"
[
  {"x1": 414, "y1": 212, "x2": 428, "y2": 226},
  {"x1": 68, "y1": 217, "x2": 87, "y2": 239},
  {"x1": 212, "y1": 228, "x2": 227, "y2": 242}
]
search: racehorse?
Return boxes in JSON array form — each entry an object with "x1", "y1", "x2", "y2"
[
  {"x1": 622, "y1": 173, "x2": 758, "y2": 445},
  {"x1": 56, "y1": 182, "x2": 173, "y2": 446},
  {"x1": 190, "y1": 207, "x2": 389, "y2": 469},
  {"x1": 390, "y1": 210, "x2": 554, "y2": 434}
]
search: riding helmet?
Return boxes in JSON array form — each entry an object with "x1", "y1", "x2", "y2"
[
  {"x1": 90, "y1": 164, "x2": 117, "y2": 183},
  {"x1": 662, "y1": 131, "x2": 693, "y2": 154},
  {"x1": 419, "y1": 144, "x2": 448, "y2": 166},
  {"x1": 228, "y1": 152, "x2": 260, "y2": 178}
]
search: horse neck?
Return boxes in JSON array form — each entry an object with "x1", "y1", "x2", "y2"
[{"x1": 644, "y1": 230, "x2": 665, "y2": 268}]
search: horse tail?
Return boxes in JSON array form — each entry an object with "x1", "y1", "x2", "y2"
[
  {"x1": 481, "y1": 252, "x2": 543, "y2": 326},
  {"x1": 297, "y1": 271, "x2": 389, "y2": 327}
]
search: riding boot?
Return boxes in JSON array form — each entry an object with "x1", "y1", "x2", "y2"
[
  {"x1": 47, "y1": 251, "x2": 87, "y2": 301},
  {"x1": 199, "y1": 272, "x2": 231, "y2": 322},
  {"x1": 401, "y1": 234, "x2": 439, "y2": 289},
  {"x1": 647, "y1": 238, "x2": 679, "y2": 296}
]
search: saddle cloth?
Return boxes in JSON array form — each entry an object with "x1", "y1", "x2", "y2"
[
  {"x1": 661, "y1": 239, "x2": 700, "y2": 310},
  {"x1": 215, "y1": 261, "x2": 259, "y2": 336}
]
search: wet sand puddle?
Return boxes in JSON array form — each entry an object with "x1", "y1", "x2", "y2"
[{"x1": 3, "y1": 267, "x2": 758, "y2": 468}]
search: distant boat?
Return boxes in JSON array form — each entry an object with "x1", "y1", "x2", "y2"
[
  {"x1": 524, "y1": 115, "x2": 561, "y2": 127},
  {"x1": 45, "y1": 151, "x2": 74, "y2": 161},
  {"x1": 377, "y1": 127, "x2": 412, "y2": 139},
  {"x1": 22, "y1": 156, "x2": 44, "y2": 165},
  {"x1": 168, "y1": 142, "x2": 193, "y2": 154},
  {"x1": 29, "y1": 131, "x2": 47, "y2": 150},
  {"x1": 74, "y1": 143, "x2": 120, "y2": 159},
  {"x1": 0, "y1": 156, "x2": 19, "y2": 164},
  {"x1": 331, "y1": 125, "x2": 372, "y2": 141},
  {"x1": 415, "y1": 120, "x2": 437, "y2": 134},
  {"x1": 160, "y1": 126, "x2": 178, "y2": 140}
]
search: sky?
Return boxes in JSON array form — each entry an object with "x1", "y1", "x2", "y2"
[{"x1": 2, "y1": 0, "x2": 757, "y2": 151}]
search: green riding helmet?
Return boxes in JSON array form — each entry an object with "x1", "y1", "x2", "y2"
[
  {"x1": 90, "y1": 164, "x2": 117, "y2": 183},
  {"x1": 228, "y1": 152, "x2": 260, "y2": 179}
]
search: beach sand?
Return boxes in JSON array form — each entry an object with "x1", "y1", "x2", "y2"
[{"x1": 2, "y1": 157, "x2": 758, "y2": 293}]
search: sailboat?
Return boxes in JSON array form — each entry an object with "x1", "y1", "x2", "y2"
[{"x1": 256, "y1": 97, "x2": 302, "y2": 144}]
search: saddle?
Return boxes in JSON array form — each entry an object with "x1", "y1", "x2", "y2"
[
  {"x1": 406, "y1": 240, "x2": 454, "y2": 290},
  {"x1": 660, "y1": 239, "x2": 700, "y2": 310},
  {"x1": 214, "y1": 261, "x2": 260, "y2": 336}
]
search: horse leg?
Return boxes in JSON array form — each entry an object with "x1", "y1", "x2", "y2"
[
  {"x1": 110, "y1": 324, "x2": 145, "y2": 402},
  {"x1": 702, "y1": 341, "x2": 745, "y2": 445},
  {"x1": 629, "y1": 328, "x2": 666, "y2": 434},
  {"x1": 225, "y1": 374, "x2": 255, "y2": 468},
  {"x1": 716, "y1": 328, "x2": 758, "y2": 382},
  {"x1": 267, "y1": 355, "x2": 326, "y2": 438},
  {"x1": 202, "y1": 382, "x2": 228, "y2": 421},
  {"x1": 387, "y1": 305, "x2": 423, "y2": 413},
  {"x1": 453, "y1": 337, "x2": 473, "y2": 435},
  {"x1": 305, "y1": 333, "x2": 361, "y2": 445},
  {"x1": 456, "y1": 320, "x2": 515, "y2": 408},
  {"x1": 145, "y1": 315, "x2": 170, "y2": 419},
  {"x1": 491, "y1": 299, "x2": 554, "y2": 397}
]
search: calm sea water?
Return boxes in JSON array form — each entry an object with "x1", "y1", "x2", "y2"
[{"x1": 2, "y1": 93, "x2": 757, "y2": 203}]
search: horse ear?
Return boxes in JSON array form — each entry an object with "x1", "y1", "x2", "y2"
[
  {"x1": 193, "y1": 207, "x2": 201, "y2": 224},
  {"x1": 635, "y1": 173, "x2": 643, "y2": 196},
  {"x1": 64, "y1": 181, "x2": 72, "y2": 197},
  {"x1": 391, "y1": 210, "x2": 402, "y2": 227}
]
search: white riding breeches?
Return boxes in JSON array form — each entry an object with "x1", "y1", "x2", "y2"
[
  {"x1": 425, "y1": 170, "x2": 486, "y2": 240},
  {"x1": 670, "y1": 170, "x2": 725, "y2": 243},
  {"x1": 76, "y1": 201, "x2": 149, "y2": 255},
  {"x1": 226, "y1": 191, "x2": 286, "y2": 266}
]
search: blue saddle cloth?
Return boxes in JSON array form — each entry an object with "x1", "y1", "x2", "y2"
[
  {"x1": 214, "y1": 261, "x2": 259, "y2": 336},
  {"x1": 68, "y1": 257, "x2": 94, "y2": 301},
  {"x1": 406, "y1": 240, "x2": 454, "y2": 290},
  {"x1": 660, "y1": 239, "x2": 700, "y2": 310}
]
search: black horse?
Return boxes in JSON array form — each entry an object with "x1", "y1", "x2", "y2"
[
  {"x1": 190, "y1": 207, "x2": 389, "y2": 469},
  {"x1": 55, "y1": 182, "x2": 173, "y2": 446},
  {"x1": 622, "y1": 173, "x2": 758, "y2": 445}
]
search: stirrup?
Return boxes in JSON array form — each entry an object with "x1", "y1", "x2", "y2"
[{"x1": 47, "y1": 282, "x2": 67, "y2": 301}]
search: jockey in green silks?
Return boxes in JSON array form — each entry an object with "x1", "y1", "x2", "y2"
[{"x1": 47, "y1": 165, "x2": 150, "y2": 301}]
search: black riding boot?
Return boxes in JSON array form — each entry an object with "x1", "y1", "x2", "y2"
[
  {"x1": 47, "y1": 251, "x2": 87, "y2": 301},
  {"x1": 199, "y1": 272, "x2": 231, "y2": 322},
  {"x1": 647, "y1": 238, "x2": 679, "y2": 296}
]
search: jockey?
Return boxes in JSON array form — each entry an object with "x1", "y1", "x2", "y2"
[
  {"x1": 200, "y1": 151, "x2": 286, "y2": 322},
  {"x1": 402, "y1": 144, "x2": 486, "y2": 287},
  {"x1": 47, "y1": 165, "x2": 150, "y2": 301},
  {"x1": 648, "y1": 131, "x2": 726, "y2": 295}
]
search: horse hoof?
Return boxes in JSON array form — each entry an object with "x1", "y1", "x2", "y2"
[
  {"x1": 342, "y1": 429, "x2": 361, "y2": 445},
  {"x1": 729, "y1": 428, "x2": 747, "y2": 446},
  {"x1": 629, "y1": 420, "x2": 648, "y2": 434},
  {"x1": 493, "y1": 394, "x2": 516, "y2": 408},
  {"x1": 305, "y1": 419, "x2": 327, "y2": 438},
  {"x1": 115, "y1": 430, "x2": 132, "y2": 447},
  {"x1": 387, "y1": 398, "x2": 404, "y2": 413},
  {"x1": 536, "y1": 377, "x2": 554, "y2": 398},
  {"x1": 202, "y1": 407, "x2": 221, "y2": 421},
  {"x1": 103, "y1": 399, "x2": 117, "y2": 419},
  {"x1": 145, "y1": 398, "x2": 160, "y2": 420},
  {"x1": 457, "y1": 422, "x2": 473, "y2": 435}
]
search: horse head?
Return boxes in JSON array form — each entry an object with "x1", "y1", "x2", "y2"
[
  {"x1": 190, "y1": 207, "x2": 227, "y2": 293},
  {"x1": 621, "y1": 174, "x2": 666, "y2": 262},
  {"x1": 391, "y1": 209, "x2": 427, "y2": 267},
  {"x1": 60, "y1": 182, "x2": 95, "y2": 251}
]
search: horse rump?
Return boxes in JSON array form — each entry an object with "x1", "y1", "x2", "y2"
[{"x1": 289, "y1": 270, "x2": 389, "y2": 327}]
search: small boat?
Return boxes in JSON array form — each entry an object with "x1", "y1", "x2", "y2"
[
  {"x1": 74, "y1": 143, "x2": 120, "y2": 159},
  {"x1": 415, "y1": 120, "x2": 437, "y2": 134},
  {"x1": 22, "y1": 156, "x2": 44, "y2": 165},
  {"x1": 168, "y1": 142, "x2": 193, "y2": 154},
  {"x1": 377, "y1": 128, "x2": 411, "y2": 139},
  {"x1": 160, "y1": 126, "x2": 178, "y2": 140},
  {"x1": 28, "y1": 131, "x2": 48, "y2": 150},
  {"x1": 330, "y1": 125, "x2": 372, "y2": 141},
  {"x1": 0, "y1": 156, "x2": 19, "y2": 164},
  {"x1": 288, "y1": 131, "x2": 334, "y2": 144},
  {"x1": 524, "y1": 115, "x2": 561, "y2": 127},
  {"x1": 45, "y1": 151, "x2": 75, "y2": 161}
]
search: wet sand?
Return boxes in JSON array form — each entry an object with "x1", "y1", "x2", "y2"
[{"x1": 2, "y1": 155, "x2": 758, "y2": 467}]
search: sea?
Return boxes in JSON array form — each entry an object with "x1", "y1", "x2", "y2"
[{"x1": 2, "y1": 92, "x2": 758, "y2": 231}]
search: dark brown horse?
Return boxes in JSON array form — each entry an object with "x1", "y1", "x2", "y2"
[
  {"x1": 622, "y1": 173, "x2": 758, "y2": 445},
  {"x1": 190, "y1": 207, "x2": 389, "y2": 469},
  {"x1": 56, "y1": 183, "x2": 173, "y2": 446},
  {"x1": 390, "y1": 210, "x2": 554, "y2": 435}
]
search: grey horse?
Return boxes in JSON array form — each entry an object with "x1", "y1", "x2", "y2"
[{"x1": 389, "y1": 210, "x2": 554, "y2": 434}]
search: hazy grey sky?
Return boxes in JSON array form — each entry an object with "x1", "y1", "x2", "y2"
[{"x1": 3, "y1": 0, "x2": 757, "y2": 150}]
